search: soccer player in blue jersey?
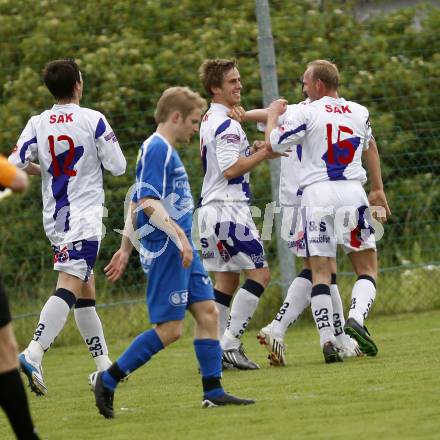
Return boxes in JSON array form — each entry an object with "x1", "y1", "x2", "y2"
[{"x1": 93, "y1": 86, "x2": 254, "y2": 418}]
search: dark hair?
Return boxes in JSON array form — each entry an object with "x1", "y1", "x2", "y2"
[
  {"x1": 43, "y1": 59, "x2": 81, "y2": 100},
  {"x1": 199, "y1": 58, "x2": 237, "y2": 97}
]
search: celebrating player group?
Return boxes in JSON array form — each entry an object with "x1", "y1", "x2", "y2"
[{"x1": 2, "y1": 56, "x2": 390, "y2": 424}]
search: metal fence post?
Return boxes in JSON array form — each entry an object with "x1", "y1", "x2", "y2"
[{"x1": 255, "y1": 0, "x2": 295, "y2": 297}]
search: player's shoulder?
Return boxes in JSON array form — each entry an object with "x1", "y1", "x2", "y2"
[
  {"x1": 79, "y1": 106, "x2": 106, "y2": 120},
  {"x1": 142, "y1": 133, "x2": 172, "y2": 157},
  {"x1": 339, "y1": 98, "x2": 369, "y2": 116}
]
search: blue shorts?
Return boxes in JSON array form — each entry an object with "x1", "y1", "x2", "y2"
[{"x1": 140, "y1": 237, "x2": 214, "y2": 324}]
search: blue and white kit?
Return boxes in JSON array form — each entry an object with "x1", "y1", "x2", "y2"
[
  {"x1": 133, "y1": 132, "x2": 214, "y2": 323},
  {"x1": 198, "y1": 103, "x2": 267, "y2": 272},
  {"x1": 270, "y1": 96, "x2": 376, "y2": 257},
  {"x1": 9, "y1": 103, "x2": 126, "y2": 280}
]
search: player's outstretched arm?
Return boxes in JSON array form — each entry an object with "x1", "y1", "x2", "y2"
[
  {"x1": 228, "y1": 106, "x2": 267, "y2": 124},
  {"x1": 363, "y1": 137, "x2": 391, "y2": 223}
]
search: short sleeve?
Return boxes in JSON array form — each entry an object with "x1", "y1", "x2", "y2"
[
  {"x1": 363, "y1": 112, "x2": 373, "y2": 151},
  {"x1": 270, "y1": 106, "x2": 307, "y2": 153},
  {"x1": 214, "y1": 119, "x2": 242, "y2": 173},
  {"x1": 8, "y1": 118, "x2": 38, "y2": 169},
  {"x1": 137, "y1": 138, "x2": 171, "y2": 201},
  {"x1": 95, "y1": 114, "x2": 126, "y2": 176}
]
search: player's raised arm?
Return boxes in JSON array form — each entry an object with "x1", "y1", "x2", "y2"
[
  {"x1": 95, "y1": 115, "x2": 126, "y2": 176},
  {"x1": 363, "y1": 136, "x2": 391, "y2": 223},
  {"x1": 266, "y1": 99, "x2": 305, "y2": 153}
]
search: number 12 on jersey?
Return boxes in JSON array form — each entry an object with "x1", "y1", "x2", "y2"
[{"x1": 48, "y1": 134, "x2": 77, "y2": 177}]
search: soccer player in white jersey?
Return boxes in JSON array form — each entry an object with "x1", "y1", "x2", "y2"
[
  {"x1": 267, "y1": 60, "x2": 390, "y2": 362},
  {"x1": 198, "y1": 59, "x2": 281, "y2": 370},
  {"x1": 235, "y1": 97, "x2": 362, "y2": 365},
  {"x1": 8, "y1": 59, "x2": 126, "y2": 394}
]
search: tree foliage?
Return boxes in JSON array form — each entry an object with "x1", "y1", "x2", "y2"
[{"x1": 0, "y1": 0, "x2": 438, "y2": 296}]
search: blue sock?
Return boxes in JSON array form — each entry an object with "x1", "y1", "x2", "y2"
[
  {"x1": 194, "y1": 339, "x2": 224, "y2": 399},
  {"x1": 103, "y1": 329, "x2": 164, "y2": 391}
]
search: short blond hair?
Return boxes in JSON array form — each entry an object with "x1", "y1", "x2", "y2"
[
  {"x1": 154, "y1": 86, "x2": 207, "y2": 124},
  {"x1": 199, "y1": 58, "x2": 237, "y2": 97},
  {"x1": 307, "y1": 60, "x2": 340, "y2": 90}
]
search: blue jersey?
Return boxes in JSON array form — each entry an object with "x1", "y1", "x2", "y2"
[{"x1": 133, "y1": 133, "x2": 194, "y2": 242}]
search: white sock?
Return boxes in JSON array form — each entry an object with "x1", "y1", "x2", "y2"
[
  {"x1": 221, "y1": 281, "x2": 263, "y2": 350},
  {"x1": 348, "y1": 277, "x2": 376, "y2": 326},
  {"x1": 28, "y1": 293, "x2": 75, "y2": 363},
  {"x1": 214, "y1": 289, "x2": 233, "y2": 339},
  {"x1": 74, "y1": 303, "x2": 111, "y2": 371},
  {"x1": 330, "y1": 282, "x2": 346, "y2": 344},
  {"x1": 215, "y1": 302, "x2": 230, "y2": 340},
  {"x1": 311, "y1": 285, "x2": 335, "y2": 347},
  {"x1": 271, "y1": 275, "x2": 312, "y2": 340}
]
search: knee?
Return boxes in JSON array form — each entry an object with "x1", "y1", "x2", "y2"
[
  {"x1": 249, "y1": 268, "x2": 270, "y2": 289},
  {"x1": 197, "y1": 302, "x2": 219, "y2": 330},
  {"x1": 353, "y1": 262, "x2": 377, "y2": 280},
  {"x1": 260, "y1": 268, "x2": 271, "y2": 288},
  {"x1": 156, "y1": 323, "x2": 183, "y2": 346},
  {"x1": 215, "y1": 279, "x2": 239, "y2": 295}
]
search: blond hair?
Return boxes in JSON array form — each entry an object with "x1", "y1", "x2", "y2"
[
  {"x1": 154, "y1": 86, "x2": 207, "y2": 123},
  {"x1": 307, "y1": 60, "x2": 340, "y2": 90},
  {"x1": 199, "y1": 58, "x2": 238, "y2": 97}
]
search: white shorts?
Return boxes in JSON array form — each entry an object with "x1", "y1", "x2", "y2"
[
  {"x1": 282, "y1": 205, "x2": 307, "y2": 258},
  {"x1": 301, "y1": 180, "x2": 376, "y2": 257},
  {"x1": 198, "y1": 203, "x2": 268, "y2": 272},
  {"x1": 51, "y1": 238, "x2": 100, "y2": 282}
]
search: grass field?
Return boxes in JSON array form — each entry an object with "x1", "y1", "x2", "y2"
[{"x1": 2, "y1": 311, "x2": 439, "y2": 440}]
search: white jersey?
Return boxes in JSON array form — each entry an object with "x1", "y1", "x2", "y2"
[
  {"x1": 278, "y1": 99, "x2": 310, "y2": 207},
  {"x1": 271, "y1": 96, "x2": 371, "y2": 189},
  {"x1": 199, "y1": 103, "x2": 251, "y2": 205},
  {"x1": 9, "y1": 103, "x2": 126, "y2": 245}
]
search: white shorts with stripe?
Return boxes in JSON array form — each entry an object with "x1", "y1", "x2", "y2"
[
  {"x1": 198, "y1": 203, "x2": 268, "y2": 272},
  {"x1": 301, "y1": 180, "x2": 376, "y2": 257}
]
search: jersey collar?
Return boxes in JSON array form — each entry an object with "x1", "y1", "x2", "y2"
[{"x1": 210, "y1": 102, "x2": 231, "y2": 114}]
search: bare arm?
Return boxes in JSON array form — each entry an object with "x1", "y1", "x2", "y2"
[
  {"x1": 138, "y1": 197, "x2": 193, "y2": 267},
  {"x1": 223, "y1": 147, "x2": 273, "y2": 180},
  {"x1": 228, "y1": 106, "x2": 268, "y2": 124},
  {"x1": 10, "y1": 168, "x2": 29, "y2": 191},
  {"x1": 24, "y1": 162, "x2": 41, "y2": 176},
  {"x1": 363, "y1": 137, "x2": 391, "y2": 222},
  {"x1": 104, "y1": 201, "x2": 136, "y2": 282}
]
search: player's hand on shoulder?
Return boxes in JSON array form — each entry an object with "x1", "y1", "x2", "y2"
[
  {"x1": 228, "y1": 105, "x2": 246, "y2": 122},
  {"x1": 267, "y1": 98, "x2": 288, "y2": 116},
  {"x1": 250, "y1": 140, "x2": 265, "y2": 155},
  {"x1": 104, "y1": 248, "x2": 130, "y2": 282},
  {"x1": 368, "y1": 189, "x2": 391, "y2": 223}
]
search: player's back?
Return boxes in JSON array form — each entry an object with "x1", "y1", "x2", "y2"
[
  {"x1": 11, "y1": 103, "x2": 126, "y2": 244},
  {"x1": 199, "y1": 103, "x2": 251, "y2": 205},
  {"x1": 279, "y1": 101, "x2": 309, "y2": 206},
  {"x1": 272, "y1": 96, "x2": 371, "y2": 189}
]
